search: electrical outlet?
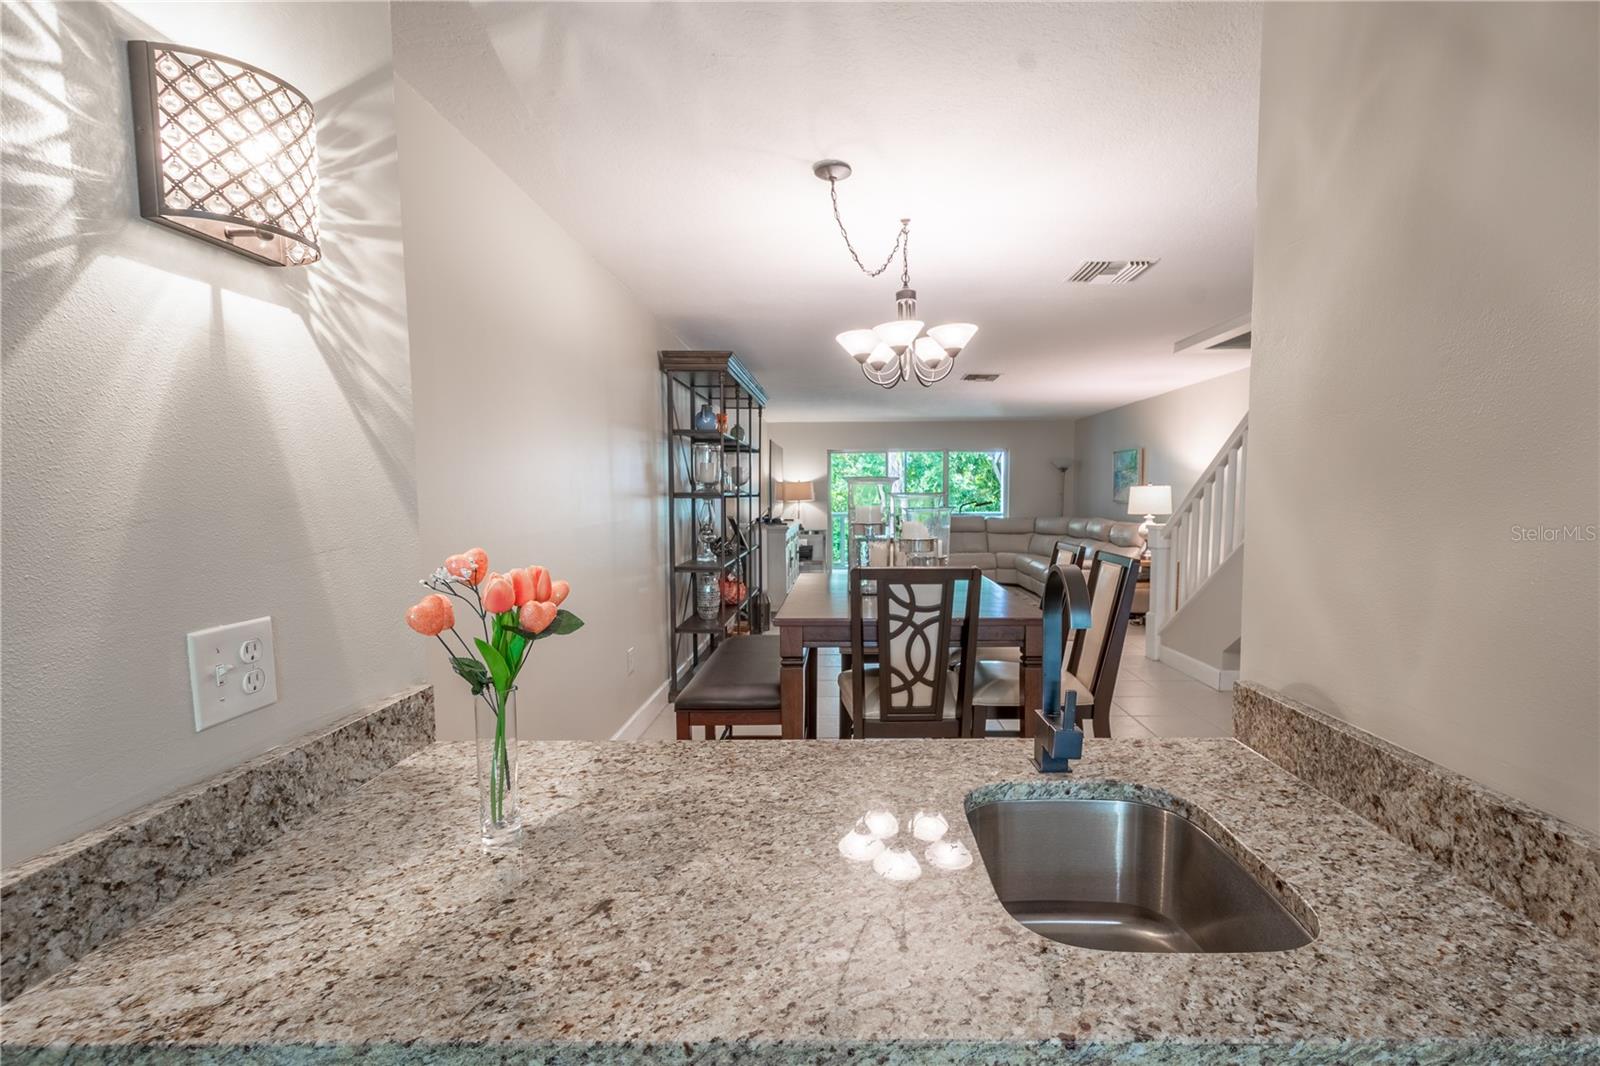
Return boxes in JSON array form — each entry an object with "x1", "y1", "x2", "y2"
[
  {"x1": 626, "y1": 646, "x2": 636, "y2": 675},
  {"x1": 188, "y1": 617, "x2": 277, "y2": 731}
]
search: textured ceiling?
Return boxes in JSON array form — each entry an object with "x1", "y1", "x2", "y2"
[{"x1": 393, "y1": 2, "x2": 1261, "y2": 421}]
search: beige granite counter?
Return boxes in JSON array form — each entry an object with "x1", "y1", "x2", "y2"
[{"x1": 3, "y1": 738, "x2": 1597, "y2": 1063}]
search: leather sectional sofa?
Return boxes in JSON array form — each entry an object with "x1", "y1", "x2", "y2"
[{"x1": 948, "y1": 515, "x2": 1149, "y2": 613}]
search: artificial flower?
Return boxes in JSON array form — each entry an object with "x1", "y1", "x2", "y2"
[
  {"x1": 481, "y1": 575, "x2": 515, "y2": 614},
  {"x1": 526, "y1": 565, "x2": 553, "y2": 603},
  {"x1": 519, "y1": 599, "x2": 557, "y2": 634},
  {"x1": 405, "y1": 593, "x2": 454, "y2": 637}
]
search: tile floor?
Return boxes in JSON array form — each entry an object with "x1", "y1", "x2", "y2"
[{"x1": 640, "y1": 620, "x2": 1236, "y2": 741}]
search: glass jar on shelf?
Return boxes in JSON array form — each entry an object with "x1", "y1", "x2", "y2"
[
  {"x1": 692, "y1": 442, "x2": 720, "y2": 491},
  {"x1": 694, "y1": 571, "x2": 720, "y2": 621}
]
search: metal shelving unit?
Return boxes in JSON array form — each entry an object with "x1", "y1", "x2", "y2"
[{"x1": 660, "y1": 351, "x2": 767, "y2": 699}]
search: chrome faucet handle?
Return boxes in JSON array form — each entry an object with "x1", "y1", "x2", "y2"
[{"x1": 1032, "y1": 563, "x2": 1092, "y2": 774}]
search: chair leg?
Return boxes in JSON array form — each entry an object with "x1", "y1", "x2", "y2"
[
  {"x1": 804, "y1": 648, "x2": 818, "y2": 740},
  {"x1": 1092, "y1": 701, "x2": 1111, "y2": 738},
  {"x1": 676, "y1": 714, "x2": 691, "y2": 740},
  {"x1": 704, "y1": 724, "x2": 717, "y2": 740},
  {"x1": 969, "y1": 705, "x2": 989, "y2": 739}
]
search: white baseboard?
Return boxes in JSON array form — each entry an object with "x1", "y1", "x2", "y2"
[
  {"x1": 611, "y1": 679, "x2": 670, "y2": 741},
  {"x1": 1156, "y1": 646, "x2": 1239, "y2": 692}
]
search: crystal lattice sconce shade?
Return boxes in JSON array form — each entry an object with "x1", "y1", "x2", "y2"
[{"x1": 128, "y1": 41, "x2": 320, "y2": 266}]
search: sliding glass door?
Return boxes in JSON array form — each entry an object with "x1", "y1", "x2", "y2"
[{"x1": 827, "y1": 449, "x2": 1008, "y2": 567}]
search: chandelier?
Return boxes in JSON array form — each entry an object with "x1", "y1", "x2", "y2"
[{"x1": 814, "y1": 160, "x2": 977, "y2": 388}]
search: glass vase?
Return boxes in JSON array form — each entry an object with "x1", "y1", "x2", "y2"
[{"x1": 475, "y1": 686, "x2": 522, "y2": 849}]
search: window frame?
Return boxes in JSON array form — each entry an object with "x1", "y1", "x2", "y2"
[{"x1": 825, "y1": 448, "x2": 1009, "y2": 567}]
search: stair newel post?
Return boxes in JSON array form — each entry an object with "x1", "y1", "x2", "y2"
[{"x1": 1147, "y1": 524, "x2": 1171, "y2": 660}]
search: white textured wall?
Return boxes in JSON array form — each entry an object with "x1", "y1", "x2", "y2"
[
  {"x1": 1, "y1": 2, "x2": 423, "y2": 865},
  {"x1": 766, "y1": 419, "x2": 1077, "y2": 535},
  {"x1": 394, "y1": 78, "x2": 676, "y2": 741},
  {"x1": 1073, "y1": 369, "x2": 1250, "y2": 520},
  {"x1": 1245, "y1": 2, "x2": 1599, "y2": 831}
]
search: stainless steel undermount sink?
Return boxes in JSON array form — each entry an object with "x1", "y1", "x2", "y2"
[{"x1": 967, "y1": 797, "x2": 1315, "y2": 954}]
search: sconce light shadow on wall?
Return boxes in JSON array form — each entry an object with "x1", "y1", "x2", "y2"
[{"x1": 127, "y1": 40, "x2": 320, "y2": 267}]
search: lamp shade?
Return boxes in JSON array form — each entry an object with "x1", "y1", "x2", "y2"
[
  {"x1": 835, "y1": 329, "x2": 878, "y2": 361},
  {"x1": 872, "y1": 319, "x2": 924, "y2": 353},
  {"x1": 777, "y1": 480, "x2": 815, "y2": 503},
  {"x1": 927, "y1": 322, "x2": 978, "y2": 354},
  {"x1": 1127, "y1": 484, "x2": 1172, "y2": 516},
  {"x1": 128, "y1": 41, "x2": 320, "y2": 266}
]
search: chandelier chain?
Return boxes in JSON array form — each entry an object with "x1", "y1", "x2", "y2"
[{"x1": 829, "y1": 177, "x2": 910, "y2": 281}]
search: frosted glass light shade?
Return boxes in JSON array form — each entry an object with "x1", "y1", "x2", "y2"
[
  {"x1": 835, "y1": 329, "x2": 879, "y2": 361},
  {"x1": 873, "y1": 319, "x2": 924, "y2": 353},
  {"x1": 128, "y1": 40, "x2": 320, "y2": 267},
  {"x1": 927, "y1": 322, "x2": 978, "y2": 354},
  {"x1": 913, "y1": 336, "x2": 950, "y2": 368},
  {"x1": 865, "y1": 343, "x2": 896, "y2": 370},
  {"x1": 1127, "y1": 484, "x2": 1173, "y2": 516}
]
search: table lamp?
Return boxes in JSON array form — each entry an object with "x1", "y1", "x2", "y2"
[
  {"x1": 777, "y1": 479, "x2": 815, "y2": 522},
  {"x1": 1127, "y1": 484, "x2": 1172, "y2": 539}
]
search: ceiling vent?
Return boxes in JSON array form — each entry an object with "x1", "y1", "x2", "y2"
[
  {"x1": 1174, "y1": 312, "x2": 1252, "y2": 355},
  {"x1": 962, "y1": 373, "x2": 1000, "y2": 382},
  {"x1": 1066, "y1": 259, "x2": 1157, "y2": 284}
]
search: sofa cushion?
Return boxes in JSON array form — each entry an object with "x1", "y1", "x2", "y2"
[
  {"x1": 985, "y1": 517, "x2": 1034, "y2": 552},
  {"x1": 993, "y1": 551, "x2": 1019, "y2": 571},
  {"x1": 1033, "y1": 517, "x2": 1070, "y2": 535},
  {"x1": 1014, "y1": 554, "x2": 1050, "y2": 584},
  {"x1": 1066, "y1": 518, "x2": 1091, "y2": 537},
  {"x1": 1105, "y1": 521, "x2": 1146, "y2": 550},
  {"x1": 949, "y1": 516, "x2": 990, "y2": 553},
  {"x1": 1083, "y1": 518, "x2": 1112, "y2": 540},
  {"x1": 1028, "y1": 532, "x2": 1062, "y2": 557}
]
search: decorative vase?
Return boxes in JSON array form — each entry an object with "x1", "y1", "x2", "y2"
[
  {"x1": 693, "y1": 403, "x2": 717, "y2": 432},
  {"x1": 476, "y1": 687, "x2": 522, "y2": 848}
]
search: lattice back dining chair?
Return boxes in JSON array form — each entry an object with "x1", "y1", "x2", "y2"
[
  {"x1": 970, "y1": 551, "x2": 1141, "y2": 738},
  {"x1": 840, "y1": 567, "x2": 982, "y2": 739}
]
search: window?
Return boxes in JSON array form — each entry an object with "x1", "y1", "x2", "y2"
[
  {"x1": 827, "y1": 449, "x2": 1008, "y2": 567},
  {"x1": 948, "y1": 450, "x2": 1006, "y2": 515}
]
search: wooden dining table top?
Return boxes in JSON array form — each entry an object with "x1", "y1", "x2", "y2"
[{"x1": 773, "y1": 570, "x2": 1039, "y2": 626}]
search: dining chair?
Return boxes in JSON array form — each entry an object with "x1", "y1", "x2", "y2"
[
  {"x1": 972, "y1": 539, "x2": 1091, "y2": 670},
  {"x1": 1050, "y1": 538, "x2": 1092, "y2": 569},
  {"x1": 839, "y1": 567, "x2": 982, "y2": 739},
  {"x1": 970, "y1": 551, "x2": 1141, "y2": 738}
]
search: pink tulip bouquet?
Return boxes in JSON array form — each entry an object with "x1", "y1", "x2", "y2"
[{"x1": 406, "y1": 547, "x2": 583, "y2": 845}]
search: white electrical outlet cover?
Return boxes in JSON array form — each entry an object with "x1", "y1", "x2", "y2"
[{"x1": 188, "y1": 617, "x2": 277, "y2": 731}]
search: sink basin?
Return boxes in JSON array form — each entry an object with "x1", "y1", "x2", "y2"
[{"x1": 967, "y1": 797, "x2": 1314, "y2": 953}]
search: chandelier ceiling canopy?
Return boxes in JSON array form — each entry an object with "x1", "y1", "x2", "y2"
[{"x1": 814, "y1": 160, "x2": 977, "y2": 389}]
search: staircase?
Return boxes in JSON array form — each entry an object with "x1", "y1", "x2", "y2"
[{"x1": 1145, "y1": 414, "x2": 1247, "y2": 689}]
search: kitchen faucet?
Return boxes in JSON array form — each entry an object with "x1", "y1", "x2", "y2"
[{"x1": 1032, "y1": 563, "x2": 1092, "y2": 773}]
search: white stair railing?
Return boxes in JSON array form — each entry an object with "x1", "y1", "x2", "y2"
[{"x1": 1146, "y1": 414, "x2": 1248, "y2": 660}]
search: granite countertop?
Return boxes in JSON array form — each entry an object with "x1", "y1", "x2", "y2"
[{"x1": 3, "y1": 738, "x2": 1597, "y2": 1063}]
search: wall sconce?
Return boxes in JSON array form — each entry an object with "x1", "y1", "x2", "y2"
[{"x1": 127, "y1": 41, "x2": 320, "y2": 267}]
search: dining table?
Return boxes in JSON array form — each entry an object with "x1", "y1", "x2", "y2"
[{"x1": 772, "y1": 570, "x2": 1044, "y2": 739}]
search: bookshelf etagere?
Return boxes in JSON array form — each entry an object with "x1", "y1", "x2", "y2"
[{"x1": 659, "y1": 351, "x2": 766, "y2": 698}]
